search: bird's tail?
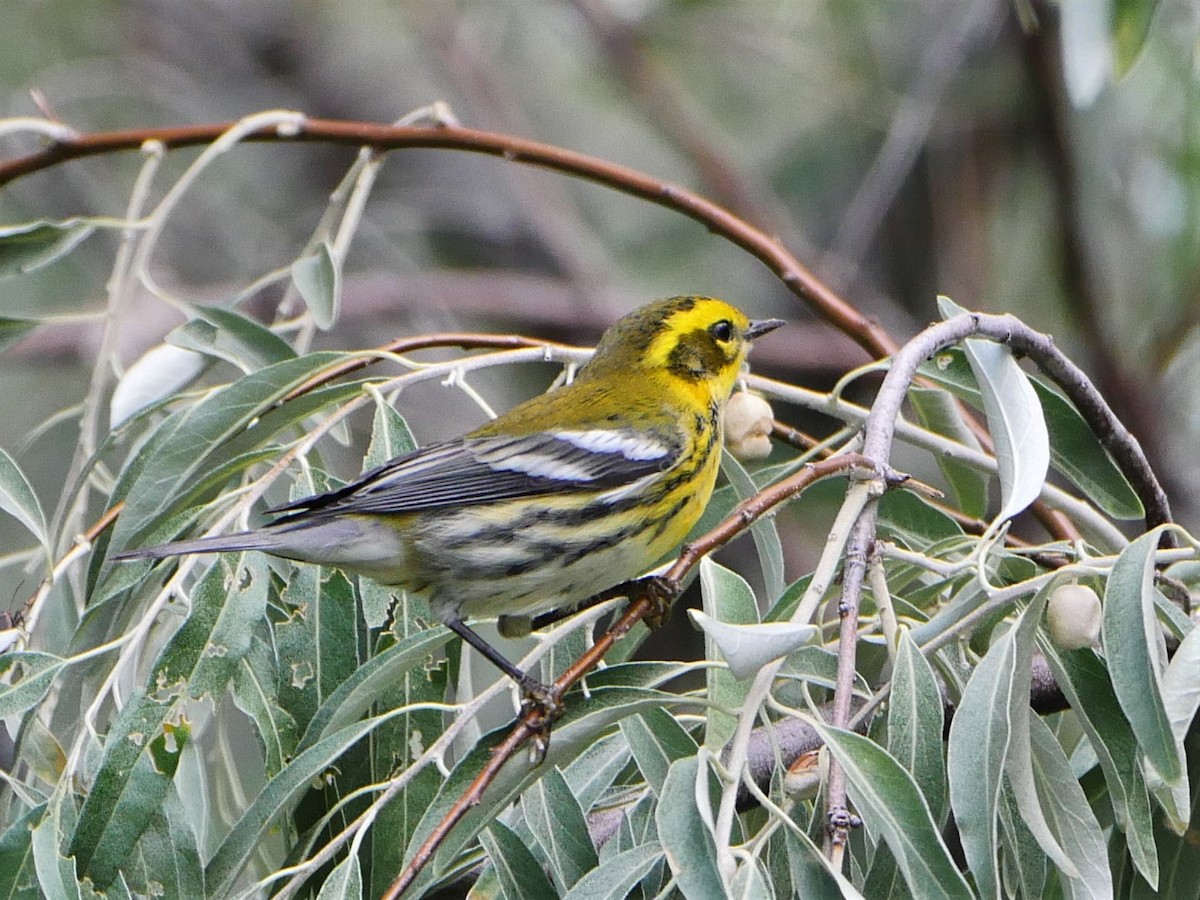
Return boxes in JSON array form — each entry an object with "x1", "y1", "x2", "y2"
[{"x1": 111, "y1": 530, "x2": 281, "y2": 562}]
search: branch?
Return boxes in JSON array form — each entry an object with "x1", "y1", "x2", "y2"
[{"x1": 0, "y1": 115, "x2": 894, "y2": 360}]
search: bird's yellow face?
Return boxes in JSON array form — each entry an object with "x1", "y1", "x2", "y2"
[{"x1": 585, "y1": 296, "x2": 780, "y2": 406}]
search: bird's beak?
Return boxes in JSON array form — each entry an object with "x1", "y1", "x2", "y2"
[{"x1": 745, "y1": 318, "x2": 785, "y2": 341}]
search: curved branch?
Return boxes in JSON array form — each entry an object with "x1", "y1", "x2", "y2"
[{"x1": 0, "y1": 116, "x2": 894, "y2": 360}]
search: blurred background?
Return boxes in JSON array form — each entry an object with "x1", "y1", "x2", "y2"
[{"x1": 0, "y1": 0, "x2": 1195, "y2": 599}]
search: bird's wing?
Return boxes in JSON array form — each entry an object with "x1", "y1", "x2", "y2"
[{"x1": 269, "y1": 427, "x2": 682, "y2": 519}]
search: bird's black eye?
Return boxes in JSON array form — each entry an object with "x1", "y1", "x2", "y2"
[{"x1": 710, "y1": 320, "x2": 733, "y2": 342}]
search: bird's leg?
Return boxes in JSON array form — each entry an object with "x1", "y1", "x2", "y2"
[
  {"x1": 444, "y1": 617, "x2": 563, "y2": 721},
  {"x1": 526, "y1": 573, "x2": 682, "y2": 633}
]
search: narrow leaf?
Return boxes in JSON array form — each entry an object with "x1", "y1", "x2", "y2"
[
  {"x1": 522, "y1": 767, "x2": 599, "y2": 890},
  {"x1": 816, "y1": 723, "x2": 972, "y2": 899},
  {"x1": 314, "y1": 853, "x2": 363, "y2": 900},
  {"x1": 0, "y1": 447, "x2": 48, "y2": 552},
  {"x1": 784, "y1": 828, "x2": 865, "y2": 899},
  {"x1": 1103, "y1": 527, "x2": 1182, "y2": 783},
  {"x1": 621, "y1": 707, "x2": 698, "y2": 796},
  {"x1": 962, "y1": 337, "x2": 1050, "y2": 522},
  {"x1": 403, "y1": 687, "x2": 691, "y2": 898},
  {"x1": 1030, "y1": 380, "x2": 1143, "y2": 519},
  {"x1": 1027, "y1": 712, "x2": 1113, "y2": 898},
  {"x1": 947, "y1": 617, "x2": 1018, "y2": 899},
  {"x1": 722, "y1": 450, "x2": 785, "y2": 601},
  {"x1": 908, "y1": 386, "x2": 988, "y2": 518},
  {"x1": 109, "y1": 344, "x2": 207, "y2": 429},
  {"x1": 657, "y1": 756, "x2": 725, "y2": 900},
  {"x1": 480, "y1": 820, "x2": 558, "y2": 900},
  {"x1": 0, "y1": 219, "x2": 93, "y2": 277},
  {"x1": 699, "y1": 558, "x2": 759, "y2": 749},
  {"x1": 888, "y1": 632, "x2": 946, "y2": 818},
  {"x1": 0, "y1": 652, "x2": 64, "y2": 719},
  {"x1": 1043, "y1": 643, "x2": 1158, "y2": 887},
  {"x1": 561, "y1": 843, "x2": 664, "y2": 900},
  {"x1": 0, "y1": 803, "x2": 45, "y2": 900},
  {"x1": 168, "y1": 306, "x2": 296, "y2": 372},
  {"x1": 291, "y1": 242, "x2": 341, "y2": 329},
  {"x1": 204, "y1": 712, "x2": 397, "y2": 895}
]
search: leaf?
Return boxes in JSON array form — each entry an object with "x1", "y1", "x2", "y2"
[
  {"x1": 168, "y1": 306, "x2": 296, "y2": 373},
  {"x1": 69, "y1": 556, "x2": 260, "y2": 886},
  {"x1": 0, "y1": 447, "x2": 48, "y2": 553},
  {"x1": 275, "y1": 567, "x2": 360, "y2": 739},
  {"x1": 1113, "y1": 0, "x2": 1159, "y2": 77},
  {"x1": 689, "y1": 609, "x2": 817, "y2": 681},
  {"x1": 1029, "y1": 380, "x2": 1143, "y2": 520},
  {"x1": 126, "y1": 789, "x2": 205, "y2": 900},
  {"x1": 291, "y1": 242, "x2": 341, "y2": 329},
  {"x1": 783, "y1": 828, "x2": 865, "y2": 900},
  {"x1": 621, "y1": 706, "x2": 699, "y2": 797},
  {"x1": 947, "y1": 602, "x2": 1023, "y2": 899},
  {"x1": 1158, "y1": 621, "x2": 1200, "y2": 749},
  {"x1": 204, "y1": 711, "x2": 399, "y2": 895},
  {"x1": 875, "y1": 489, "x2": 965, "y2": 549},
  {"x1": 908, "y1": 387, "x2": 988, "y2": 518},
  {"x1": 231, "y1": 637, "x2": 300, "y2": 777},
  {"x1": 0, "y1": 316, "x2": 38, "y2": 352},
  {"x1": 105, "y1": 350, "x2": 347, "y2": 551},
  {"x1": 521, "y1": 766, "x2": 599, "y2": 890},
  {"x1": 1043, "y1": 642, "x2": 1158, "y2": 887},
  {"x1": 0, "y1": 652, "x2": 64, "y2": 718},
  {"x1": 402, "y1": 687, "x2": 691, "y2": 897},
  {"x1": 0, "y1": 802, "x2": 44, "y2": 900},
  {"x1": 721, "y1": 450, "x2": 785, "y2": 601},
  {"x1": 31, "y1": 788, "x2": 81, "y2": 900},
  {"x1": 561, "y1": 843, "x2": 664, "y2": 900},
  {"x1": 314, "y1": 853, "x2": 363, "y2": 900},
  {"x1": 919, "y1": 343, "x2": 1140, "y2": 520},
  {"x1": 1145, "y1": 734, "x2": 1200, "y2": 898},
  {"x1": 562, "y1": 730, "x2": 632, "y2": 811},
  {"x1": 480, "y1": 820, "x2": 558, "y2": 900},
  {"x1": 730, "y1": 859, "x2": 774, "y2": 899},
  {"x1": 109, "y1": 343, "x2": 207, "y2": 429},
  {"x1": 814, "y1": 723, "x2": 972, "y2": 899},
  {"x1": 999, "y1": 589, "x2": 1077, "y2": 879},
  {"x1": 698, "y1": 558, "x2": 761, "y2": 748},
  {"x1": 364, "y1": 396, "x2": 417, "y2": 470},
  {"x1": 1026, "y1": 712, "x2": 1114, "y2": 899},
  {"x1": 296, "y1": 626, "x2": 451, "y2": 751},
  {"x1": 0, "y1": 219, "x2": 94, "y2": 278},
  {"x1": 657, "y1": 756, "x2": 725, "y2": 900},
  {"x1": 888, "y1": 633, "x2": 946, "y2": 818},
  {"x1": 960, "y1": 333, "x2": 1050, "y2": 523},
  {"x1": 1103, "y1": 527, "x2": 1182, "y2": 784}
]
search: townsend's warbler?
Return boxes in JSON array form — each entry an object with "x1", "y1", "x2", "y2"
[{"x1": 115, "y1": 296, "x2": 783, "y2": 696}]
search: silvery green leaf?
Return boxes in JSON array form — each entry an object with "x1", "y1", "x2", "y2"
[
  {"x1": 109, "y1": 343, "x2": 206, "y2": 429},
  {"x1": 689, "y1": 609, "x2": 817, "y2": 681},
  {"x1": 291, "y1": 241, "x2": 341, "y2": 329},
  {"x1": 0, "y1": 219, "x2": 94, "y2": 277}
]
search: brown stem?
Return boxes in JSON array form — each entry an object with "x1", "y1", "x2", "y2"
[{"x1": 0, "y1": 117, "x2": 894, "y2": 360}]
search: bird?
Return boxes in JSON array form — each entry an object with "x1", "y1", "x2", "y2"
[{"x1": 113, "y1": 296, "x2": 783, "y2": 703}]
